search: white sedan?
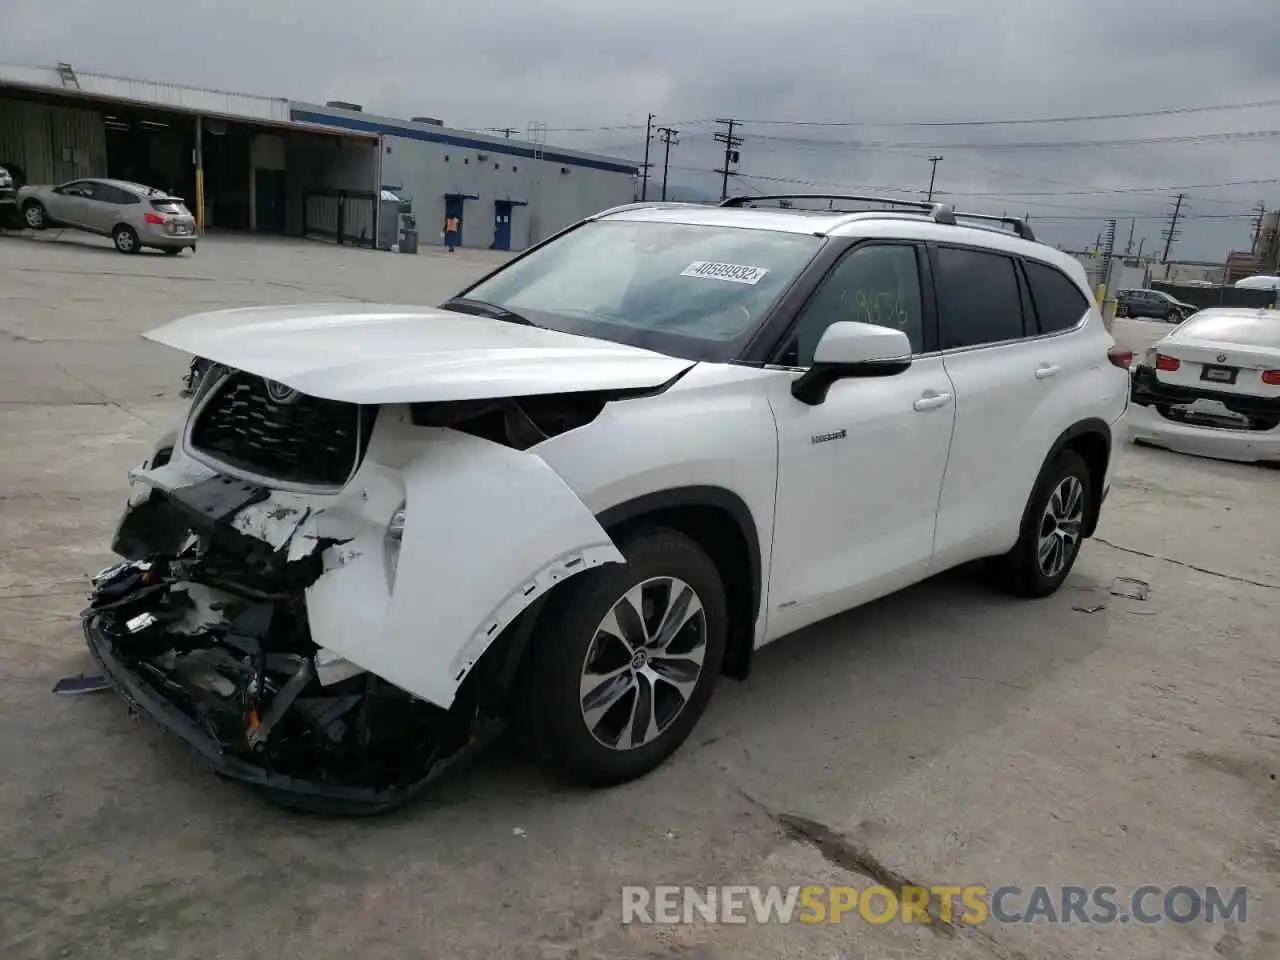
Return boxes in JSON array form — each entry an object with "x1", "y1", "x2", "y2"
[{"x1": 1128, "y1": 307, "x2": 1280, "y2": 463}]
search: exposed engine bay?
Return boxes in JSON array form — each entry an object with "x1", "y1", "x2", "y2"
[
  {"x1": 82, "y1": 491, "x2": 504, "y2": 812},
  {"x1": 79, "y1": 356, "x2": 645, "y2": 811}
]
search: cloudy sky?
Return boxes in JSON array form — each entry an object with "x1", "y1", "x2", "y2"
[{"x1": 5, "y1": 0, "x2": 1280, "y2": 259}]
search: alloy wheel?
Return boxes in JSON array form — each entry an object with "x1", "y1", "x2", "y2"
[
  {"x1": 579, "y1": 576, "x2": 708, "y2": 751},
  {"x1": 1037, "y1": 476, "x2": 1085, "y2": 578}
]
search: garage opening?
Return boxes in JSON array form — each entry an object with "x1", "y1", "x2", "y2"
[{"x1": 0, "y1": 90, "x2": 379, "y2": 240}]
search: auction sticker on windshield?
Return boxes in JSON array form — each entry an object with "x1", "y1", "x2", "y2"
[{"x1": 681, "y1": 261, "x2": 769, "y2": 284}]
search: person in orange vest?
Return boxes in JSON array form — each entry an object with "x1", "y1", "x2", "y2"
[{"x1": 444, "y1": 213, "x2": 459, "y2": 252}]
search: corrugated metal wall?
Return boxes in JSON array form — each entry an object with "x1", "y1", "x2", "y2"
[{"x1": 0, "y1": 99, "x2": 106, "y2": 183}]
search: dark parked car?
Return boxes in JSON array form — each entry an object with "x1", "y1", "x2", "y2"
[
  {"x1": 0, "y1": 162, "x2": 25, "y2": 227},
  {"x1": 1115, "y1": 288, "x2": 1198, "y2": 323}
]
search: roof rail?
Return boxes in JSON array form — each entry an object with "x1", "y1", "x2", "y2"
[
  {"x1": 719, "y1": 193, "x2": 1035, "y2": 242},
  {"x1": 720, "y1": 193, "x2": 941, "y2": 213},
  {"x1": 950, "y1": 210, "x2": 1036, "y2": 242}
]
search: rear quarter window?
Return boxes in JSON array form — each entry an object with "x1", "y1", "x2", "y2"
[{"x1": 1023, "y1": 259, "x2": 1091, "y2": 334}]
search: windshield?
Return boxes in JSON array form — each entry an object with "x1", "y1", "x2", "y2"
[{"x1": 460, "y1": 219, "x2": 825, "y2": 360}]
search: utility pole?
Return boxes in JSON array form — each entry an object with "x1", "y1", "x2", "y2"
[
  {"x1": 1100, "y1": 218, "x2": 1117, "y2": 295},
  {"x1": 1161, "y1": 193, "x2": 1185, "y2": 262},
  {"x1": 714, "y1": 118, "x2": 744, "y2": 200},
  {"x1": 926, "y1": 156, "x2": 943, "y2": 202},
  {"x1": 640, "y1": 112, "x2": 655, "y2": 202},
  {"x1": 1251, "y1": 200, "x2": 1267, "y2": 250},
  {"x1": 1125, "y1": 218, "x2": 1136, "y2": 255},
  {"x1": 657, "y1": 126, "x2": 678, "y2": 201}
]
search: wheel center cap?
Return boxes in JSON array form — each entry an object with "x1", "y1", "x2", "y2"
[{"x1": 631, "y1": 649, "x2": 649, "y2": 670}]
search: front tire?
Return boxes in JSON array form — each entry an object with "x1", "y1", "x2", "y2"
[
  {"x1": 22, "y1": 200, "x2": 46, "y2": 230},
  {"x1": 112, "y1": 225, "x2": 140, "y2": 254},
  {"x1": 987, "y1": 449, "x2": 1092, "y2": 598},
  {"x1": 516, "y1": 526, "x2": 727, "y2": 787}
]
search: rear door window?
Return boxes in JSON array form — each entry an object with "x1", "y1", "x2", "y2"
[
  {"x1": 934, "y1": 246, "x2": 1026, "y2": 349},
  {"x1": 1022, "y1": 259, "x2": 1092, "y2": 334},
  {"x1": 91, "y1": 184, "x2": 137, "y2": 204}
]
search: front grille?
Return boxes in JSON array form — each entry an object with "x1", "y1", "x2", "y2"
[{"x1": 190, "y1": 371, "x2": 375, "y2": 486}]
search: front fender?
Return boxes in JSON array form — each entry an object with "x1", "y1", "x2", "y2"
[
  {"x1": 114, "y1": 416, "x2": 624, "y2": 712},
  {"x1": 305, "y1": 429, "x2": 624, "y2": 708}
]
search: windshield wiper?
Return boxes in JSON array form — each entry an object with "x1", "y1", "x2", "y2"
[{"x1": 441, "y1": 297, "x2": 538, "y2": 327}]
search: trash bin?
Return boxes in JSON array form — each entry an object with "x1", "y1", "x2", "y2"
[
  {"x1": 397, "y1": 209, "x2": 418, "y2": 254},
  {"x1": 377, "y1": 190, "x2": 403, "y2": 250}
]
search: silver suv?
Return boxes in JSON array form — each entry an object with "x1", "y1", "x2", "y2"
[{"x1": 18, "y1": 177, "x2": 197, "y2": 255}]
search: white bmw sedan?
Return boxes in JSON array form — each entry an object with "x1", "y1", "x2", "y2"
[{"x1": 1128, "y1": 307, "x2": 1280, "y2": 463}]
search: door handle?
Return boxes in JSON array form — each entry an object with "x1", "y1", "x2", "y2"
[
  {"x1": 913, "y1": 392, "x2": 952, "y2": 411},
  {"x1": 1035, "y1": 364, "x2": 1060, "y2": 379}
]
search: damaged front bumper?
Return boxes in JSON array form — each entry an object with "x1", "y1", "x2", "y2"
[
  {"x1": 82, "y1": 558, "x2": 498, "y2": 814},
  {"x1": 80, "y1": 409, "x2": 623, "y2": 811}
]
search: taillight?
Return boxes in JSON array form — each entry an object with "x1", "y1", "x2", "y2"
[
  {"x1": 1155, "y1": 354, "x2": 1180, "y2": 372},
  {"x1": 143, "y1": 212, "x2": 165, "y2": 225},
  {"x1": 1107, "y1": 346, "x2": 1133, "y2": 369},
  {"x1": 1262, "y1": 370, "x2": 1280, "y2": 385}
]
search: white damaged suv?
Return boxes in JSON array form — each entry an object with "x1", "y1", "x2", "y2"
[{"x1": 84, "y1": 195, "x2": 1131, "y2": 810}]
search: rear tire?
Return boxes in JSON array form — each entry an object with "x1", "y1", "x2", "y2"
[
  {"x1": 515, "y1": 526, "x2": 727, "y2": 787},
  {"x1": 163, "y1": 247, "x2": 182, "y2": 257},
  {"x1": 112, "y1": 225, "x2": 140, "y2": 254},
  {"x1": 986, "y1": 449, "x2": 1092, "y2": 598},
  {"x1": 22, "y1": 200, "x2": 46, "y2": 230}
]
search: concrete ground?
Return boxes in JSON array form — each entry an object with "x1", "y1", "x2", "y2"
[{"x1": 1, "y1": 230, "x2": 1276, "y2": 960}]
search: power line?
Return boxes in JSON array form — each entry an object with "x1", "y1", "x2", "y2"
[
  {"x1": 538, "y1": 118, "x2": 716, "y2": 133},
  {"x1": 515, "y1": 95, "x2": 1280, "y2": 134},
  {"x1": 726, "y1": 96, "x2": 1280, "y2": 128},
  {"x1": 740, "y1": 127, "x2": 1280, "y2": 153},
  {"x1": 922, "y1": 176, "x2": 1280, "y2": 199},
  {"x1": 657, "y1": 126, "x2": 679, "y2": 201},
  {"x1": 669, "y1": 164, "x2": 1242, "y2": 217},
  {"x1": 714, "y1": 119, "x2": 744, "y2": 201},
  {"x1": 667, "y1": 163, "x2": 1257, "y2": 222}
]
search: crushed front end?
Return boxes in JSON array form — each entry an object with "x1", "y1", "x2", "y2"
[
  {"x1": 81, "y1": 357, "x2": 625, "y2": 811},
  {"x1": 82, "y1": 491, "x2": 491, "y2": 813},
  {"x1": 81, "y1": 366, "x2": 497, "y2": 814}
]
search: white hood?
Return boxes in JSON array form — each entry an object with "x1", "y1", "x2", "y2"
[{"x1": 144, "y1": 303, "x2": 696, "y2": 404}]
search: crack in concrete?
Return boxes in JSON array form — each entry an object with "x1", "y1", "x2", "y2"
[
  {"x1": 772, "y1": 812, "x2": 958, "y2": 940},
  {"x1": 1095, "y1": 538, "x2": 1278, "y2": 590},
  {"x1": 733, "y1": 786, "x2": 1031, "y2": 958}
]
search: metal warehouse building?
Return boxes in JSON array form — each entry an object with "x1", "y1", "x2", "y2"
[
  {"x1": 291, "y1": 103, "x2": 639, "y2": 251},
  {"x1": 0, "y1": 61, "x2": 639, "y2": 252}
]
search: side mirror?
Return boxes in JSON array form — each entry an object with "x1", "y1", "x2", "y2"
[{"x1": 791, "y1": 321, "x2": 912, "y2": 406}]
